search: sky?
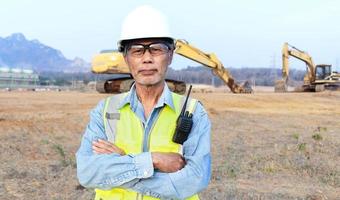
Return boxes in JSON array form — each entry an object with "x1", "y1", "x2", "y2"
[{"x1": 1, "y1": 0, "x2": 340, "y2": 71}]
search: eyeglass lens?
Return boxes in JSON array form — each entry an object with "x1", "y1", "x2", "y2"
[{"x1": 127, "y1": 43, "x2": 170, "y2": 57}]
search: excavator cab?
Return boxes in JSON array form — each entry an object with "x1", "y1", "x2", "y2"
[{"x1": 315, "y1": 64, "x2": 332, "y2": 80}]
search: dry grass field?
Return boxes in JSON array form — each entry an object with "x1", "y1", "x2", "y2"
[{"x1": 0, "y1": 89, "x2": 339, "y2": 199}]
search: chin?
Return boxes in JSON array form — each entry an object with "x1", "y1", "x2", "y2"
[{"x1": 137, "y1": 78, "x2": 163, "y2": 87}]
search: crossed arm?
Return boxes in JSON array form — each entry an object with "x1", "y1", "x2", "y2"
[
  {"x1": 93, "y1": 139, "x2": 186, "y2": 173},
  {"x1": 76, "y1": 100, "x2": 211, "y2": 199}
]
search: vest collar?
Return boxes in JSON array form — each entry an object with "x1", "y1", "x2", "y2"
[{"x1": 118, "y1": 82, "x2": 175, "y2": 111}]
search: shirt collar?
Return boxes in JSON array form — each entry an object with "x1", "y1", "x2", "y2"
[{"x1": 118, "y1": 82, "x2": 175, "y2": 111}]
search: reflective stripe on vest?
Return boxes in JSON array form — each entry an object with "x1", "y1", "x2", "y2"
[{"x1": 96, "y1": 91, "x2": 199, "y2": 200}]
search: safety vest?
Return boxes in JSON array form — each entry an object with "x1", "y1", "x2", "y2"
[{"x1": 95, "y1": 91, "x2": 200, "y2": 200}]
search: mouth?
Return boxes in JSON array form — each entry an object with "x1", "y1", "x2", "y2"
[{"x1": 138, "y1": 69, "x2": 158, "y2": 76}]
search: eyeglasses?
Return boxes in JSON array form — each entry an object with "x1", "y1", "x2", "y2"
[{"x1": 125, "y1": 42, "x2": 172, "y2": 57}]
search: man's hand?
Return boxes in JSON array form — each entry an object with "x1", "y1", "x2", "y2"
[
  {"x1": 92, "y1": 139, "x2": 126, "y2": 155},
  {"x1": 151, "y1": 152, "x2": 186, "y2": 173}
]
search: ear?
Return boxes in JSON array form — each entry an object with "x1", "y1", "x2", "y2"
[
  {"x1": 123, "y1": 54, "x2": 128, "y2": 63},
  {"x1": 124, "y1": 55, "x2": 132, "y2": 72}
]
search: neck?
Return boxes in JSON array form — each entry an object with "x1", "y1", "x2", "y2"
[{"x1": 135, "y1": 81, "x2": 165, "y2": 108}]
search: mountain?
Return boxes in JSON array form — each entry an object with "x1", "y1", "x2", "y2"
[{"x1": 0, "y1": 33, "x2": 90, "y2": 72}]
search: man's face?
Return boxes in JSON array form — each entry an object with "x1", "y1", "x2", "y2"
[{"x1": 124, "y1": 39, "x2": 174, "y2": 87}]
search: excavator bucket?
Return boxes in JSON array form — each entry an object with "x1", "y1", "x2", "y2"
[
  {"x1": 241, "y1": 81, "x2": 253, "y2": 93},
  {"x1": 274, "y1": 80, "x2": 288, "y2": 92}
]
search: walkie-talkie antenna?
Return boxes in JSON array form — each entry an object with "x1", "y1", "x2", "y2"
[
  {"x1": 180, "y1": 85, "x2": 192, "y2": 116},
  {"x1": 173, "y1": 85, "x2": 194, "y2": 144}
]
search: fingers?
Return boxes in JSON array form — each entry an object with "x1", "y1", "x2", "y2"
[
  {"x1": 92, "y1": 140, "x2": 114, "y2": 154},
  {"x1": 92, "y1": 143, "x2": 112, "y2": 154},
  {"x1": 92, "y1": 139, "x2": 126, "y2": 155},
  {"x1": 174, "y1": 155, "x2": 186, "y2": 170}
]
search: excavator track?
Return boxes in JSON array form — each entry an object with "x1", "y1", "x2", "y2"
[{"x1": 96, "y1": 76, "x2": 186, "y2": 94}]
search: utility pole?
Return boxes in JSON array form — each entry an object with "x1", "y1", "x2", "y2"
[{"x1": 271, "y1": 53, "x2": 277, "y2": 80}]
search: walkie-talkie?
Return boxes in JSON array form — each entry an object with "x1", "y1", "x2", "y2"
[{"x1": 172, "y1": 85, "x2": 193, "y2": 144}]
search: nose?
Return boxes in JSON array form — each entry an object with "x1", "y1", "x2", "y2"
[{"x1": 141, "y1": 49, "x2": 153, "y2": 63}]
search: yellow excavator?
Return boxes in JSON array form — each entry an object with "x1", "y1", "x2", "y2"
[
  {"x1": 275, "y1": 42, "x2": 340, "y2": 92},
  {"x1": 92, "y1": 39, "x2": 252, "y2": 94}
]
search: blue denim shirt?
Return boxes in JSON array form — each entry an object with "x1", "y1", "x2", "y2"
[{"x1": 76, "y1": 84, "x2": 211, "y2": 199}]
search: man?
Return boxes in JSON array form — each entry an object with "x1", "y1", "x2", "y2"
[{"x1": 76, "y1": 5, "x2": 211, "y2": 200}]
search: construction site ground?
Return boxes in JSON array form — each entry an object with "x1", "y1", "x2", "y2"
[{"x1": 0, "y1": 88, "x2": 339, "y2": 199}]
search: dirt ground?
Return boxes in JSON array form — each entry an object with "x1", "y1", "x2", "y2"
[{"x1": 0, "y1": 89, "x2": 339, "y2": 200}]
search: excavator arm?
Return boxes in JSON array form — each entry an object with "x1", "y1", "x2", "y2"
[
  {"x1": 281, "y1": 42, "x2": 316, "y2": 83},
  {"x1": 174, "y1": 40, "x2": 252, "y2": 93},
  {"x1": 275, "y1": 43, "x2": 316, "y2": 92}
]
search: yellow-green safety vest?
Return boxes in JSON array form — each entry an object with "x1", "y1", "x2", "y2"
[{"x1": 95, "y1": 92, "x2": 199, "y2": 200}]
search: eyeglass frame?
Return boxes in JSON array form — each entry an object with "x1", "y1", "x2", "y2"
[{"x1": 124, "y1": 42, "x2": 174, "y2": 57}]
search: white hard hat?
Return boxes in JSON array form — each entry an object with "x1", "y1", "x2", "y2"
[{"x1": 118, "y1": 5, "x2": 174, "y2": 51}]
